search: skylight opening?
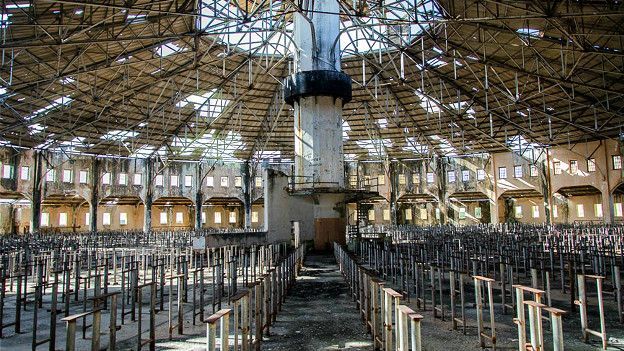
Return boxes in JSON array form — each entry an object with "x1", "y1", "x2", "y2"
[
  {"x1": 356, "y1": 139, "x2": 392, "y2": 157},
  {"x1": 176, "y1": 89, "x2": 230, "y2": 120},
  {"x1": 516, "y1": 28, "x2": 543, "y2": 39},
  {"x1": 377, "y1": 118, "x2": 388, "y2": 128},
  {"x1": 6, "y1": 3, "x2": 30, "y2": 9},
  {"x1": 1, "y1": 14, "x2": 11, "y2": 29},
  {"x1": 342, "y1": 121, "x2": 351, "y2": 140},
  {"x1": 60, "y1": 77, "x2": 75, "y2": 85},
  {"x1": 254, "y1": 150, "x2": 281, "y2": 161},
  {"x1": 101, "y1": 130, "x2": 139, "y2": 142},
  {"x1": 415, "y1": 90, "x2": 441, "y2": 114},
  {"x1": 403, "y1": 137, "x2": 429, "y2": 154},
  {"x1": 127, "y1": 14, "x2": 147, "y2": 24},
  {"x1": 29, "y1": 124, "x2": 46, "y2": 135},
  {"x1": 198, "y1": 0, "x2": 292, "y2": 55},
  {"x1": 27, "y1": 96, "x2": 73, "y2": 120},
  {"x1": 155, "y1": 42, "x2": 188, "y2": 57}
]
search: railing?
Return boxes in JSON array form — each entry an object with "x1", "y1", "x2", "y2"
[
  {"x1": 334, "y1": 243, "x2": 423, "y2": 351},
  {"x1": 204, "y1": 243, "x2": 305, "y2": 351}
]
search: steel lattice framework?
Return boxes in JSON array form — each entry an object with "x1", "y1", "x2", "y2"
[{"x1": 0, "y1": 0, "x2": 623, "y2": 162}]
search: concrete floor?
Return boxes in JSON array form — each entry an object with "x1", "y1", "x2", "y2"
[{"x1": 261, "y1": 254, "x2": 372, "y2": 351}]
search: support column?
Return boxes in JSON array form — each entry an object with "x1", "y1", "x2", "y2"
[
  {"x1": 242, "y1": 161, "x2": 252, "y2": 229},
  {"x1": 89, "y1": 158, "x2": 99, "y2": 232},
  {"x1": 30, "y1": 151, "x2": 43, "y2": 233},
  {"x1": 389, "y1": 161, "x2": 398, "y2": 225},
  {"x1": 143, "y1": 159, "x2": 153, "y2": 233},
  {"x1": 602, "y1": 140, "x2": 614, "y2": 224},
  {"x1": 282, "y1": 0, "x2": 352, "y2": 250},
  {"x1": 437, "y1": 157, "x2": 447, "y2": 225},
  {"x1": 195, "y1": 163, "x2": 203, "y2": 231},
  {"x1": 195, "y1": 191, "x2": 203, "y2": 231}
]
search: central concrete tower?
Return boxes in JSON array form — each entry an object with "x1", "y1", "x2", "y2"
[
  {"x1": 285, "y1": 0, "x2": 351, "y2": 189},
  {"x1": 283, "y1": 0, "x2": 352, "y2": 250}
]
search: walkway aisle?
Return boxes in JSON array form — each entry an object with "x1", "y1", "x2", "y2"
[{"x1": 261, "y1": 254, "x2": 372, "y2": 351}]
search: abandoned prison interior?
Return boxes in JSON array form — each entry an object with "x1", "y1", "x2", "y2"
[{"x1": 0, "y1": 0, "x2": 624, "y2": 350}]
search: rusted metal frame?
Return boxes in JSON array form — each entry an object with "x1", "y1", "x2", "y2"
[{"x1": 147, "y1": 47, "x2": 290, "y2": 159}]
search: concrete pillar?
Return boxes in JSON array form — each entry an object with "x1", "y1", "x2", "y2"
[
  {"x1": 437, "y1": 157, "x2": 447, "y2": 225},
  {"x1": 143, "y1": 159, "x2": 153, "y2": 233},
  {"x1": 30, "y1": 151, "x2": 43, "y2": 233},
  {"x1": 282, "y1": 0, "x2": 352, "y2": 250},
  {"x1": 89, "y1": 158, "x2": 99, "y2": 232},
  {"x1": 242, "y1": 161, "x2": 252, "y2": 229},
  {"x1": 288, "y1": 0, "x2": 350, "y2": 188},
  {"x1": 389, "y1": 161, "x2": 398, "y2": 225},
  {"x1": 195, "y1": 163, "x2": 203, "y2": 231},
  {"x1": 195, "y1": 191, "x2": 203, "y2": 231},
  {"x1": 489, "y1": 154, "x2": 500, "y2": 224},
  {"x1": 602, "y1": 140, "x2": 615, "y2": 224}
]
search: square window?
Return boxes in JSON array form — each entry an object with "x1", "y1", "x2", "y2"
[
  {"x1": 85, "y1": 213, "x2": 90, "y2": 226},
  {"x1": 475, "y1": 207, "x2": 482, "y2": 219},
  {"x1": 349, "y1": 175, "x2": 358, "y2": 187},
  {"x1": 553, "y1": 205, "x2": 559, "y2": 218},
  {"x1": 514, "y1": 165, "x2": 523, "y2": 178},
  {"x1": 514, "y1": 205, "x2": 523, "y2": 218},
  {"x1": 577, "y1": 204, "x2": 585, "y2": 218},
  {"x1": 447, "y1": 171, "x2": 455, "y2": 183},
  {"x1": 255, "y1": 176, "x2": 262, "y2": 187},
  {"x1": 63, "y1": 169, "x2": 73, "y2": 183},
  {"x1": 613, "y1": 155, "x2": 622, "y2": 170},
  {"x1": 160, "y1": 212, "x2": 168, "y2": 225},
  {"x1": 235, "y1": 176, "x2": 242, "y2": 187},
  {"x1": 570, "y1": 160, "x2": 578, "y2": 175},
  {"x1": 220, "y1": 176, "x2": 229, "y2": 187},
  {"x1": 20, "y1": 166, "x2": 30, "y2": 180},
  {"x1": 398, "y1": 174, "x2": 406, "y2": 185},
  {"x1": 530, "y1": 165, "x2": 538, "y2": 177},
  {"x1": 595, "y1": 204, "x2": 603, "y2": 218},
  {"x1": 252, "y1": 211, "x2": 259, "y2": 223},
  {"x1": 377, "y1": 174, "x2": 385, "y2": 185},
  {"x1": 229, "y1": 211, "x2": 237, "y2": 223},
  {"x1": 133, "y1": 173, "x2": 142, "y2": 185},
  {"x1": 2, "y1": 164, "x2": 12, "y2": 179},
  {"x1": 458, "y1": 207, "x2": 466, "y2": 220},
  {"x1": 46, "y1": 169, "x2": 56, "y2": 182},
  {"x1": 206, "y1": 176, "x2": 214, "y2": 187},
  {"x1": 420, "y1": 208, "x2": 428, "y2": 220},
  {"x1": 426, "y1": 172, "x2": 434, "y2": 183},
  {"x1": 615, "y1": 203, "x2": 623, "y2": 217},
  {"x1": 477, "y1": 169, "x2": 486, "y2": 181},
  {"x1": 41, "y1": 213, "x2": 50, "y2": 227},
  {"x1": 155, "y1": 174, "x2": 164, "y2": 186},
  {"x1": 498, "y1": 167, "x2": 507, "y2": 179},
  {"x1": 79, "y1": 170, "x2": 88, "y2": 184},
  {"x1": 118, "y1": 173, "x2": 127, "y2": 185},
  {"x1": 461, "y1": 170, "x2": 470, "y2": 182},
  {"x1": 214, "y1": 211, "x2": 222, "y2": 224},
  {"x1": 405, "y1": 208, "x2": 413, "y2": 220},
  {"x1": 532, "y1": 206, "x2": 539, "y2": 218},
  {"x1": 102, "y1": 172, "x2": 111, "y2": 185},
  {"x1": 412, "y1": 173, "x2": 420, "y2": 184},
  {"x1": 103, "y1": 213, "x2": 111, "y2": 226},
  {"x1": 368, "y1": 209, "x2": 375, "y2": 221},
  {"x1": 176, "y1": 212, "x2": 183, "y2": 224},
  {"x1": 59, "y1": 213, "x2": 68, "y2": 227},
  {"x1": 383, "y1": 209, "x2": 390, "y2": 221},
  {"x1": 170, "y1": 175, "x2": 179, "y2": 187},
  {"x1": 119, "y1": 212, "x2": 128, "y2": 225},
  {"x1": 184, "y1": 175, "x2": 193, "y2": 187},
  {"x1": 587, "y1": 159, "x2": 596, "y2": 172},
  {"x1": 553, "y1": 161, "x2": 562, "y2": 175}
]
